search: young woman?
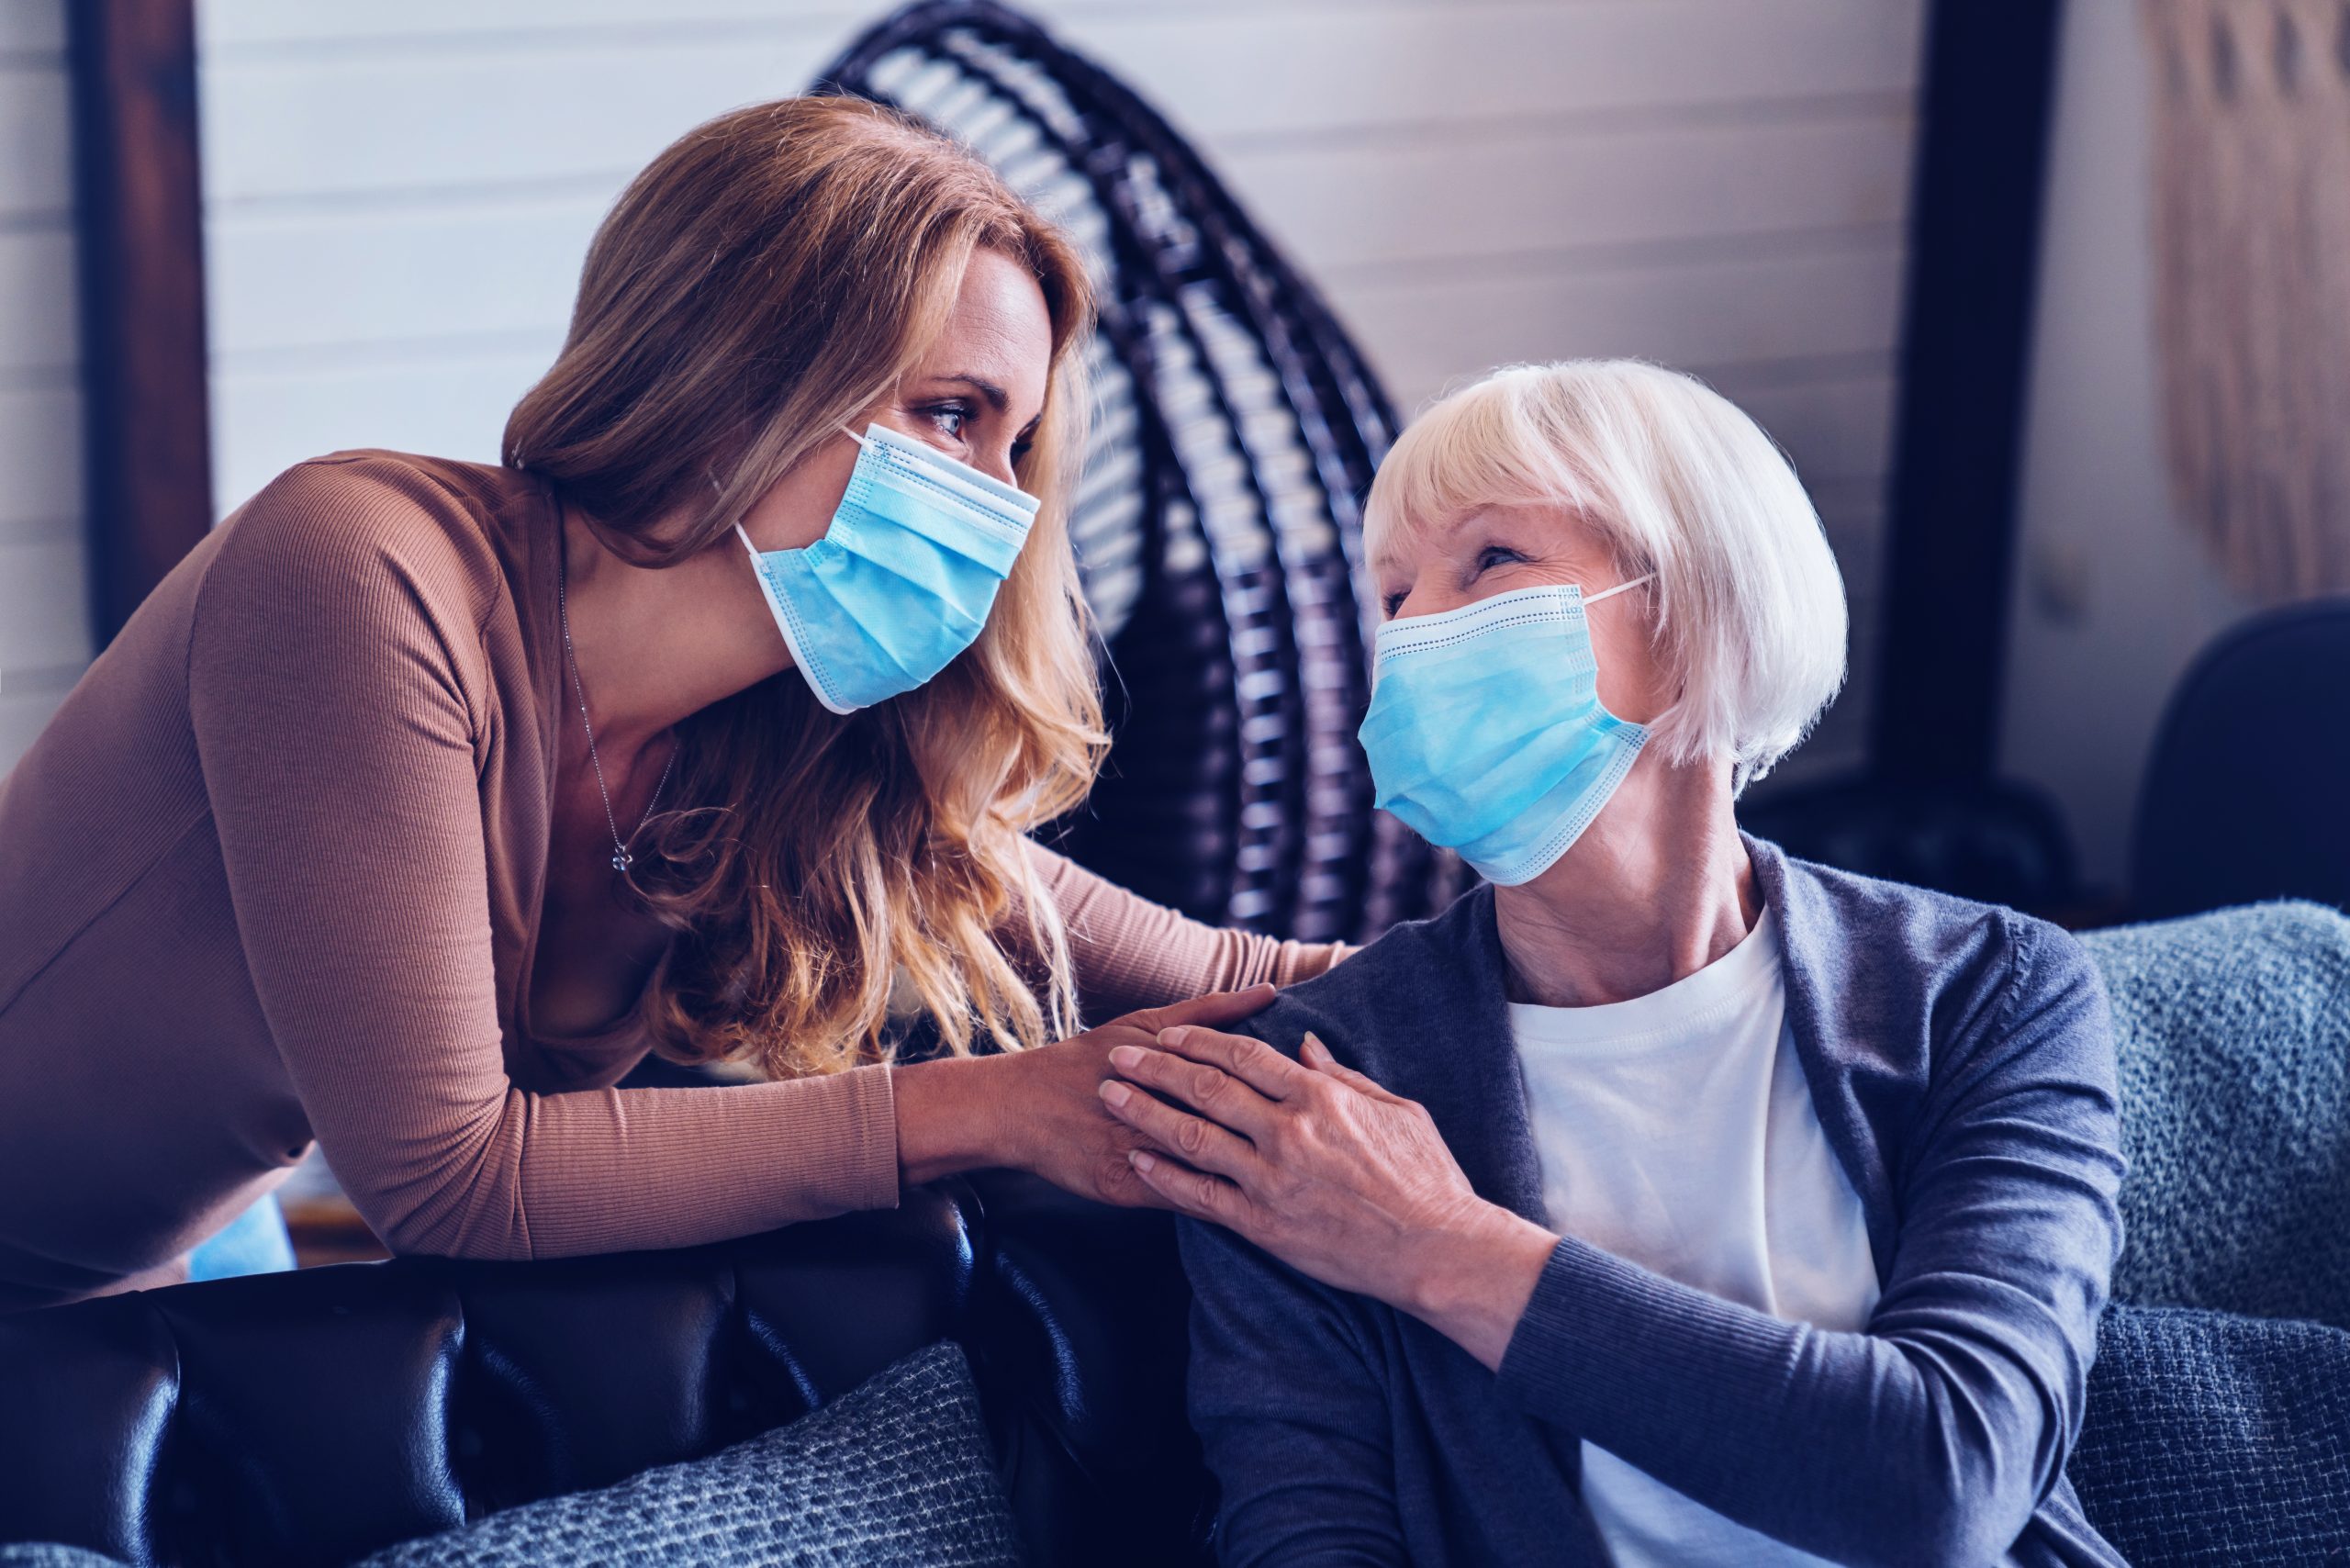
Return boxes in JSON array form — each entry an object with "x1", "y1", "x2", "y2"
[
  {"x1": 0, "y1": 96, "x2": 1337, "y2": 1313},
  {"x1": 1105, "y1": 362, "x2": 2127, "y2": 1566}
]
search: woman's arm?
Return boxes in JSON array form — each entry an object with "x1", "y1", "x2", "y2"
[
  {"x1": 1023, "y1": 841, "x2": 1347, "y2": 1017},
  {"x1": 1179, "y1": 1214, "x2": 1411, "y2": 1567},
  {"x1": 1105, "y1": 921, "x2": 2124, "y2": 1568},
  {"x1": 188, "y1": 463, "x2": 901, "y2": 1260}
]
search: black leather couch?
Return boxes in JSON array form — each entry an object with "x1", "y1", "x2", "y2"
[
  {"x1": 4, "y1": 1180, "x2": 2346, "y2": 1568},
  {"x1": 0, "y1": 1173, "x2": 1207, "y2": 1568}
]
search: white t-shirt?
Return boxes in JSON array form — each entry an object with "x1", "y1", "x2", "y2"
[{"x1": 1509, "y1": 904, "x2": 1879, "y2": 1567}]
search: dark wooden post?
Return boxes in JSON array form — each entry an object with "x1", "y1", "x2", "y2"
[
  {"x1": 1872, "y1": 0, "x2": 2065, "y2": 782},
  {"x1": 67, "y1": 0, "x2": 212, "y2": 645}
]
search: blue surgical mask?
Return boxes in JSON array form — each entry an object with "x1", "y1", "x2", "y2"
[
  {"x1": 1358, "y1": 577, "x2": 1655, "y2": 885},
  {"x1": 737, "y1": 422, "x2": 1039, "y2": 713}
]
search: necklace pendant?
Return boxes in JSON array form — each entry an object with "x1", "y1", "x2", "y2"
[{"x1": 611, "y1": 850, "x2": 633, "y2": 872}]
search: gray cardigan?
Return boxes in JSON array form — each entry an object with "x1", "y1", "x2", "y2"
[{"x1": 1179, "y1": 836, "x2": 2129, "y2": 1568}]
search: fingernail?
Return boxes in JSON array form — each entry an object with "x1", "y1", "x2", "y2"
[
  {"x1": 1158, "y1": 1026, "x2": 1190, "y2": 1050},
  {"x1": 1108, "y1": 1044, "x2": 1144, "y2": 1071},
  {"x1": 1302, "y1": 1032, "x2": 1328, "y2": 1063},
  {"x1": 1130, "y1": 1149, "x2": 1158, "y2": 1173},
  {"x1": 1098, "y1": 1080, "x2": 1131, "y2": 1108}
]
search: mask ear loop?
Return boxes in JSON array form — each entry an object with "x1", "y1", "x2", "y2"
[
  {"x1": 731, "y1": 427, "x2": 873, "y2": 555},
  {"x1": 1583, "y1": 572, "x2": 1656, "y2": 605}
]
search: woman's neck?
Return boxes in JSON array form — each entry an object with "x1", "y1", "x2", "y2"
[
  {"x1": 557, "y1": 503, "x2": 789, "y2": 761},
  {"x1": 1491, "y1": 757, "x2": 1757, "y2": 1008}
]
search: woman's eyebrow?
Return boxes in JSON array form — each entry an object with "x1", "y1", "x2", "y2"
[{"x1": 930, "y1": 373, "x2": 1009, "y2": 411}]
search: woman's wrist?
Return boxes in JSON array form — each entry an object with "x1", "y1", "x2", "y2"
[
  {"x1": 1396, "y1": 1200, "x2": 1560, "y2": 1372},
  {"x1": 890, "y1": 1053, "x2": 1020, "y2": 1186}
]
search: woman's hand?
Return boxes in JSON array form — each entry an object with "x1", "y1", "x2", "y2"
[
  {"x1": 1101, "y1": 1025, "x2": 1559, "y2": 1369},
  {"x1": 890, "y1": 985, "x2": 1278, "y2": 1207}
]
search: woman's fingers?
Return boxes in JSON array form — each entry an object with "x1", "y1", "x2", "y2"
[
  {"x1": 1126, "y1": 1148, "x2": 1247, "y2": 1225},
  {"x1": 1301, "y1": 1032, "x2": 1411, "y2": 1104},
  {"x1": 1099, "y1": 1077, "x2": 1261, "y2": 1180},
  {"x1": 1106, "y1": 1041, "x2": 1280, "y2": 1139},
  {"x1": 1155, "y1": 1025, "x2": 1310, "y2": 1101}
]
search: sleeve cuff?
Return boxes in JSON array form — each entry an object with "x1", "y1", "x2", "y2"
[
  {"x1": 1496, "y1": 1236, "x2": 1794, "y2": 1436},
  {"x1": 834, "y1": 1062, "x2": 902, "y2": 1212}
]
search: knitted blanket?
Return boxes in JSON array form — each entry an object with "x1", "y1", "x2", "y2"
[{"x1": 2081, "y1": 901, "x2": 2350, "y2": 1330}]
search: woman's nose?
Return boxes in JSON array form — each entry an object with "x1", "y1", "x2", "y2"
[
  {"x1": 1387, "y1": 584, "x2": 1464, "y2": 622},
  {"x1": 974, "y1": 442, "x2": 1020, "y2": 487}
]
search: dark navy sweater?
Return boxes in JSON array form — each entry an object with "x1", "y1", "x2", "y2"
[{"x1": 1179, "y1": 836, "x2": 2130, "y2": 1567}]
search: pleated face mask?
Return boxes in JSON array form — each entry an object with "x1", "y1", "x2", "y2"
[
  {"x1": 737, "y1": 422, "x2": 1040, "y2": 714},
  {"x1": 1357, "y1": 577, "x2": 1655, "y2": 885}
]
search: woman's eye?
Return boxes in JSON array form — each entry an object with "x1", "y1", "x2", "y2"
[
  {"x1": 923, "y1": 403, "x2": 971, "y2": 441},
  {"x1": 1010, "y1": 435, "x2": 1035, "y2": 465},
  {"x1": 1473, "y1": 546, "x2": 1523, "y2": 574},
  {"x1": 1382, "y1": 591, "x2": 1407, "y2": 616}
]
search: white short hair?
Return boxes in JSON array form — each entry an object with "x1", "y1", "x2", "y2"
[{"x1": 1363, "y1": 360, "x2": 1848, "y2": 794}]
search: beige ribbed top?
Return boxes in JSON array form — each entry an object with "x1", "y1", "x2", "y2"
[{"x1": 0, "y1": 451, "x2": 1333, "y2": 1314}]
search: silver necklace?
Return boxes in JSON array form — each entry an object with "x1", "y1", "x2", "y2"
[{"x1": 556, "y1": 532, "x2": 677, "y2": 873}]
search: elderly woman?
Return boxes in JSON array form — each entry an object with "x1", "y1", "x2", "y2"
[{"x1": 1100, "y1": 361, "x2": 2128, "y2": 1567}]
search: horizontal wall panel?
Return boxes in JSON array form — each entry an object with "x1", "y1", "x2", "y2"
[
  {"x1": 205, "y1": 112, "x2": 1912, "y2": 356},
  {"x1": 1049, "y1": 1, "x2": 1924, "y2": 145},
  {"x1": 1729, "y1": 371, "x2": 1899, "y2": 487},
  {"x1": 0, "y1": 227, "x2": 73, "y2": 372},
  {"x1": 207, "y1": 198, "x2": 601, "y2": 356},
  {"x1": 198, "y1": 27, "x2": 874, "y2": 207},
  {"x1": 209, "y1": 351, "x2": 552, "y2": 517},
  {"x1": 199, "y1": 0, "x2": 1923, "y2": 204},
  {"x1": 195, "y1": 0, "x2": 1446, "y2": 47},
  {"x1": 0, "y1": 382, "x2": 80, "y2": 527},
  {"x1": 0, "y1": 63, "x2": 70, "y2": 218},
  {"x1": 0, "y1": 691, "x2": 70, "y2": 767},
  {"x1": 0, "y1": 0, "x2": 62, "y2": 58},
  {"x1": 1347, "y1": 239, "x2": 1906, "y2": 415},
  {"x1": 0, "y1": 538, "x2": 92, "y2": 671},
  {"x1": 1189, "y1": 111, "x2": 1913, "y2": 280}
]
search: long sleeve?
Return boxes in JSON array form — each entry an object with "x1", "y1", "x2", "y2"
[
  {"x1": 1025, "y1": 841, "x2": 1345, "y2": 1019},
  {"x1": 1178, "y1": 1215, "x2": 1409, "y2": 1567},
  {"x1": 1494, "y1": 918, "x2": 2127, "y2": 1568},
  {"x1": 185, "y1": 463, "x2": 900, "y2": 1262}
]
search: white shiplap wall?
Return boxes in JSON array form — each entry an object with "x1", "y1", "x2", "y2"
[
  {"x1": 186, "y1": 0, "x2": 1920, "y2": 780},
  {"x1": 0, "y1": 0, "x2": 89, "y2": 772}
]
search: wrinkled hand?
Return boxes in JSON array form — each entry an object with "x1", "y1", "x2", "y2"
[
  {"x1": 1099, "y1": 1025, "x2": 1497, "y2": 1305},
  {"x1": 992, "y1": 986, "x2": 1278, "y2": 1209}
]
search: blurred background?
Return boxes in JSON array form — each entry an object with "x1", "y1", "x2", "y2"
[{"x1": 5, "y1": 0, "x2": 2344, "y2": 939}]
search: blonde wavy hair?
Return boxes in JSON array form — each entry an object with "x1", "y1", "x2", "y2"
[{"x1": 505, "y1": 96, "x2": 1104, "y2": 1078}]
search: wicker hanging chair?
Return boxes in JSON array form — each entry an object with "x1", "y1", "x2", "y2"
[{"x1": 814, "y1": 0, "x2": 1460, "y2": 941}]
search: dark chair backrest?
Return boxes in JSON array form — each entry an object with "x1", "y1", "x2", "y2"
[
  {"x1": 0, "y1": 1180, "x2": 1212, "y2": 1568},
  {"x1": 2130, "y1": 596, "x2": 2350, "y2": 921},
  {"x1": 813, "y1": 0, "x2": 1460, "y2": 941}
]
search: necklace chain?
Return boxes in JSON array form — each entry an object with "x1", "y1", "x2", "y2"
[{"x1": 556, "y1": 536, "x2": 676, "y2": 874}]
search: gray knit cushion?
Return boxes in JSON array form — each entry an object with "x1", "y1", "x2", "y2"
[
  {"x1": 2072, "y1": 1305, "x2": 2350, "y2": 1565},
  {"x1": 2080, "y1": 901, "x2": 2350, "y2": 1328},
  {"x1": 354, "y1": 1339, "x2": 1020, "y2": 1567}
]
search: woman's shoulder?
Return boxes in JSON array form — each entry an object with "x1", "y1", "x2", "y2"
[
  {"x1": 1757, "y1": 834, "x2": 2053, "y2": 976},
  {"x1": 1758, "y1": 838, "x2": 2112, "y2": 1087},
  {"x1": 1237, "y1": 888, "x2": 1497, "y2": 1067},
  {"x1": 202, "y1": 449, "x2": 545, "y2": 627}
]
